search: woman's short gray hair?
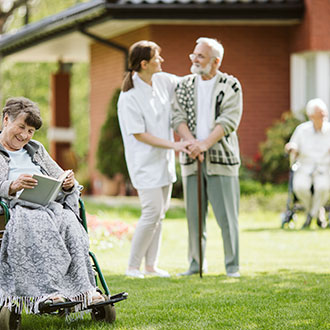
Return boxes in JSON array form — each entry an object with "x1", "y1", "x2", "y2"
[
  {"x1": 196, "y1": 37, "x2": 224, "y2": 68},
  {"x1": 306, "y1": 98, "x2": 328, "y2": 116},
  {"x1": 2, "y1": 97, "x2": 42, "y2": 129}
]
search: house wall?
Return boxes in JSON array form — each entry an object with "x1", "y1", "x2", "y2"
[
  {"x1": 291, "y1": 0, "x2": 330, "y2": 52},
  {"x1": 89, "y1": 24, "x2": 291, "y2": 193}
]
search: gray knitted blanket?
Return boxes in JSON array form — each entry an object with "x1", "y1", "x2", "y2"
[{"x1": 0, "y1": 199, "x2": 96, "y2": 314}]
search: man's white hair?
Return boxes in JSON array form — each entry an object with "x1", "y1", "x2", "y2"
[
  {"x1": 306, "y1": 98, "x2": 328, "y2": 116},
  {"x1": 196, "y1": 37, "x2": 224, "y2": 68}
]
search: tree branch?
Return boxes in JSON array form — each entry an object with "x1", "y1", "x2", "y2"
[
  {"x1": 0, "y1": 0, "x2": 28, "y2": 20},
  {"x1": 0, "y1": 0, "x2": 29, "y2": 33}
]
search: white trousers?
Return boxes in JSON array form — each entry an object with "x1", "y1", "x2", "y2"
[
  {"x1": 293, "y1": 169, "x2": 330, "y2": 218},
  {"x1": 128, "y1": 184, "x2": 172, "y2": 269}
]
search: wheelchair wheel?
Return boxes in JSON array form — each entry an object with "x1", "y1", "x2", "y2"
[
  {"x1": 0, "y1": 306, "x2": 21, "y2": 330},
  {"x1": 91, "y1": 295, "x2": 116, "y2": 323},
  {"x1": 281, "y1": 210, "x2": 296, "y2": 229}
]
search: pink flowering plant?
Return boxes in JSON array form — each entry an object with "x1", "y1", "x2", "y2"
[{"x1": 86, "y1": 212, "x2": 135, "y2": 250}]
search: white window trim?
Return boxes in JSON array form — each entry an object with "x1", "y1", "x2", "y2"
[
  {"x1": 291, "y1": 51, "x2": 330, "y2": 118},
  {"x1": 291, "y1": 54, "x2": 306, "y2": 118},
  {"x1": 47, "y1": 127, "x2": 75, "y2": 143}
]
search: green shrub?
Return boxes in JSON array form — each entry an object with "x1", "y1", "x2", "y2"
[
  {"x1": 257, "y1": 112, "x2": 303, "y2": 183},
  {"x1": 75, "y1": 162, "x2": 92, "y2": 194},
  {"x1": 240, "y1": 179, "x2": 287, "y2": 196},
  {"x1": 172, "y1": 160, "x2": 183, "y2": 198},
  {"x1": 240, "y1": 179, "x2": 264, "y2": 195},
  {"x1": 96, "y1": 88, "x2": 128, "y2": 180}
]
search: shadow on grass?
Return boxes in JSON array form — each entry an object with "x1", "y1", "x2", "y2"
[{"x1": 242, "y1": 227, "x2": 285, "y2": 232}]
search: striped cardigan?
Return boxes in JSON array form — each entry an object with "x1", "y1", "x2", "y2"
[{"x1": 172, "y1": 71, "x2": 243, "y2": 177}]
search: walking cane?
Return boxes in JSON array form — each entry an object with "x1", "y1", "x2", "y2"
[{"x1": 197, "y1": 159, "x2": 203, "y2": 278}]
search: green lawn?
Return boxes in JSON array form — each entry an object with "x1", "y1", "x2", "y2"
[{"x1": 21, "y1": 193, "x2": 330, "y2": 329}]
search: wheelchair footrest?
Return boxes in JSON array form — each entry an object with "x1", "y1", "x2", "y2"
[
  {"x1": 87, "y1": 291, "x2": 128, "y2": 309},
  {"x1": 39, "y1": 300, "x2": 82, "y2": 313}
]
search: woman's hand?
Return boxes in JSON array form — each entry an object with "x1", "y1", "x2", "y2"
[
  {"x1": 188, "y1": 140, "x2": 208, "y2": 160},
  {"x1": 173, "y1": 140, "x2": 192, "y2": 154},
  {"x1": 9, "y1": 174, "x2": 38, "y2": 195},
  {"x1": 62, "y1": 170, "x2": 75, "y2": 191}
]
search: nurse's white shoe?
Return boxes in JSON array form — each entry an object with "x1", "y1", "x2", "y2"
[
  {"x1": 144, "y1": 268, "x2": 170, "y2": 278},
  {"x1": 125, "y1": 269, "x2": 145, "y2": 278}
]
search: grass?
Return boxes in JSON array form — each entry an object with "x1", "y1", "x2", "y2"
[{"x1": 20, "y1": 193, "x2": 330, "y2": 329}]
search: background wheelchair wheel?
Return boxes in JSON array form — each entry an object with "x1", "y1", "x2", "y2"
[
  {"x1": 281, "y1": 211, "x2": 296, "y2": 229},
  {"x1": 91, "y1": 295, "x2": 116, "y2": 323},
  {"x1": 0, "y1": 306, "x2": 21, "y2": 330}
]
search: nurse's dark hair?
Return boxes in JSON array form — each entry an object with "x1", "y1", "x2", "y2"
[
  {"x1": 121, "y1": 40, "x2": 161, "y2": 92},
  {"x1": 2, "y1": 97, "x2": 42, "y2": 130}
]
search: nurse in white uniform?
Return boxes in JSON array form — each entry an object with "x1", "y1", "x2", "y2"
[{"x1": 118, "y1": 40, "x2": 190, "y2": 278}]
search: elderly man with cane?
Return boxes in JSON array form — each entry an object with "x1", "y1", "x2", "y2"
[{"x1": 172, "y1": 37, "x2": 243, "y2": 277}]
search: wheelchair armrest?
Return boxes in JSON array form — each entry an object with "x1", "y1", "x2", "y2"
[
  {"x1": 291, "y1": 161, "x2": 301, "y2": 172},
  {"x1": 0, "y1": 200, "x2": 10, "y2": 222},
  {"x1": 79, "y1": 198, "x2": 88, "y2": 232}
]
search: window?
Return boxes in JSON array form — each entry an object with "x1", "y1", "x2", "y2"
[{"x1": 291, "y1": 52, "x2": 330, "y2": 118}]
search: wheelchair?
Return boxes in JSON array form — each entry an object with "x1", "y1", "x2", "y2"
[
  {"x1": 281, "y1": 164, "x2": 330, "y2": 229},
  {"x1": 0, "y1": 198, "x2": 127, "y2": 329}
]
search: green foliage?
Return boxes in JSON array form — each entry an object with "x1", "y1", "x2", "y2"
[
  {"x1": 97, "y1": 88, "x2": 128, "y2": 180},
  {"x1": 172, "y1": 160, "x2": 183, "y2": 198},
  {"x1": 257, "y1": 112, "x2": 303, "y2": 183},
  {"x1": 74, "y1": 161, "x2": 92, "y2": 194},
  {"x1": 2, "y1": 0, "x2": 90, "y2": 33},
  {"x1": 239, "y1": 165, "x2": 287, "y2": 197},
  {"x1": 0, "y1": 1, "x2": 90, "y2": 164},
  {"x1": 240, "y1": 179, "x2": 284, "y2": 196},
  {"x1": 0, "y1": 62, "x2": 90, "y2": 160},
  {"x1": 0, "y1": 62, "x2": 57, "y2": 148},
  {"x1": 27, "y1": 0, "x2": 90, "y2": 24}
]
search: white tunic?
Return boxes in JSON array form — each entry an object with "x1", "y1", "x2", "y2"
[
  {"x1": 289, "y1": 121, "x2": 330, "y2": 175},
  {"x1": 118, "y1": 72, "x2": 178, "y2": 190}
]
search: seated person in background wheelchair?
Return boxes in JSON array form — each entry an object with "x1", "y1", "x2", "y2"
[
  {"x1": 0, "y1": 97, "x2": 104, "y2": 314},
  {"x1": 285, "y1": 98, "x2": 330, "y2": 228}
]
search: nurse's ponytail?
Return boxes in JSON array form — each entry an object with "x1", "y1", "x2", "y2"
[
  {"x1": 121, "y1": 69, "x2": 134, "y2": 92},
  {"x1": 121, "y1": 40, "x2": 160, "y2": 92}
]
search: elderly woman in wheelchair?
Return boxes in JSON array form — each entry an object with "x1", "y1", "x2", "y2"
[
  {"x1": 0, "y1": 97, "x2": 106, "y2": 317},
  {"x1": 285, "y1": 98, "x2": 330, "y2": 229}
]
